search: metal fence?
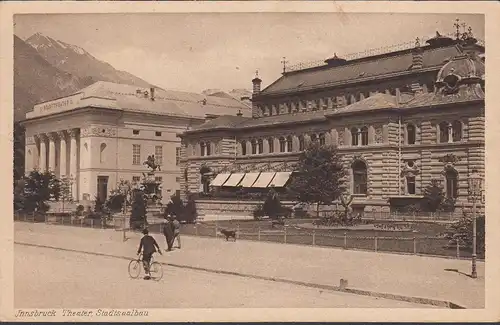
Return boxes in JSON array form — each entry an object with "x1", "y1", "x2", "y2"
[{"x1": 14, "y1": 212, "x2": 480, "y2": 260}]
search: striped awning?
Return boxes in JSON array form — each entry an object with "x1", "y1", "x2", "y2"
[
  {"x1": 210, "y1": 173, "x2": 231, "y2": 187},
  {"x1": 251, "y1": 172, "x2": 276, "y2": 188},
  {"x1": 268, "y1": 172, "x2": 292, "y2": 187},
  {"x1": 239, "y1": 173, "x2": 260, "y2": 188},
  {"x1": 222, "y1": 173, "x2": 245, "y2": 187}
]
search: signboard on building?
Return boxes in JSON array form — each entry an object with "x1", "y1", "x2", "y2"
[{"x1": 34, "y1": 93, "x2": 84, "y2": 115}]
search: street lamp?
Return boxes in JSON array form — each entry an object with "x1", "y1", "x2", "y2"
[
  {"x1": 120, "y1": 182, "x2": 130, "y2": 242},
  {"x1": 468, "y1": 169, "x2": 483, "y2": 279}
]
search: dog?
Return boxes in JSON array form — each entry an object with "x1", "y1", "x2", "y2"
[{"x1": 219, "y1": 228, "x2": 237, "y2": 241}]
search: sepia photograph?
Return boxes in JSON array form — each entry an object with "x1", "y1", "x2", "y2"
[{"x1": 1, "y1": 3, "x2": 499, "y2": 322}]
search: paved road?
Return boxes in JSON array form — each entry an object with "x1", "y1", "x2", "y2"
[{"x1": 15, "y1": 244, "x2": 434, "y2": 309}]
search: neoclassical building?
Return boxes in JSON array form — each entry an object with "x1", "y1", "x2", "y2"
[
  {"x1": 179, "y1": 29, "x2": 485, "y2": 215},
  {"x1": 21, "y1": 81, "x2": 250, "y2": 203}
]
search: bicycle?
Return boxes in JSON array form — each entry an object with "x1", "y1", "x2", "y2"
[{"x1": 128, "y1": 253, "x2": 164, "y2": 281}]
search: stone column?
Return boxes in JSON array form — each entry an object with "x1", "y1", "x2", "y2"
[
  {"x1": 69, "y1": 129, "x2": 79, "y2": 200},
  {"x1": 48, "y1": 133, "x2": 57, "y2": 172},
  {"x1": 447, "y1": 123, "x2": 453, "y2": 143},
  {"x1": 292, "y1": 135, "x2": 300, "y2": 152},
  {"x1": 38, "y1": 134, "x2": 47, "y2": 172},
  {"x1": 263, "y1": 138, "x2": 270, "y2": 154},
  {"x1": 58, "y1": 131, "x2": 67, "y2": 177}
]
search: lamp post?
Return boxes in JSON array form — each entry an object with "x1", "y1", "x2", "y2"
[
  {"x1": 468, "y1": 169, "x2": 483, "y2": 279},
  {"x1": 120, "y1": 182, "x2": 130, "y2": 242}
]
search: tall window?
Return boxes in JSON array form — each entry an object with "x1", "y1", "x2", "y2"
[
  {"x1": 352, "y1": 160, "x2": 368, "y2": 195},
  {"x1": 351, "y1": 128, "x2": 359, "y2": 146},
  {"x1": 132, "y1": 176, "x2": 141, "y2": 182},
  {"x1": 445, "y1": 169, "x2": 458, "y2": 199},
  {"x1": 407, "y1": 176, "x2": 416, "y2": 195},
  {"x1": 206, "y1": 142, "x2": 211, "y2": 156},
  {"x1": 155, "y1": 176, "x2": 163, "y2": 182},
  {"x1": 407, "y1": 124, "x2": 416, "y2": 145},
  {"x1": 268, "y1": 138, "x2": 274, "y2": 153},
  {"x1": 258, "y1": 139, "x2": 264, "y2": 154},
  {"x1": 175, "y1": 147, "x2": 181, "y2": 166},
  {"x1": 200, "y1": 142, "x2": 206, "y2": 156},
  {"x1": 311, "y1": 134, "x2": 318, "y2": 143},
  {"x1": 360, "y1": 127, "x2": 369, "y2": 146},
  {"x1": 155, "y1": 146, "x2": 163, "y2": 165},
  {"x1": 299, "y1": 136, "x2": 305, "y2": 151},
  {"x1": 251, "y1": 139, "x2": 257, "y2": 155},
  {"x1": 279, "y1": 137, "x2": 286, "y2": 153},
  {"x1": 287, "y1": 103, "x2": 292, "y2": 114},
  {"x1": 452, "y1": 121, "x2": 462, "y2": 142},
  {"x1": 286, "y1": 135, "x2": 293, "y2": 152},
  {"x1": 439, "y1": 122, "x2": 449, "y2": 143},
  {"x1": 100, "y1": 143, "x2": 106, "y2": 163},
  {"x1": 132, "y1": 144, "x2": 141, "y2": 165},
  {"x1": 241, "y1": 141, "x2": 247, "y2": 156},
  {"x1": 319, "y1": 133, "x2": 326, "y2": 146}
]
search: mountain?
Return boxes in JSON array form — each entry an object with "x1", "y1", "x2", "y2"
[
  {"x1": 202, "y1": 88, "x2": 252, "y2": 101},
  {"x1": 25, "y1": 32, "x2": 153, "y2": 89},
  {"x1": 13, "y1": 35, "x2": 94, "y2": 122}
]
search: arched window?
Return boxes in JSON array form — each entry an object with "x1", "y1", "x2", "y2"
[
  {"x1": 251, "y1": 139, "x2": 257, "y2": 155},
  {"x1": 352, "y1": 160, "x2": 368, "y2": 195},
  {"x1": 310, "y1": 134, "x2": 318, "y2": 143},
  {"x1": 200, "y1": 142, "x2": 206, "y2": 156},
  {"x1": 445, "y1": 169, "x2": 458, "y2": 199},
  {"x1": 287, "y1": 103, "x2": 292, "y2": 114},
  {"x1": 258, "y1": 139, "x2": 264, "y2": 154},
  {"x1": 319, "y1": 133, "x2": 326, "y2": 146},
  {"x1": 439, "y1": 122, "x2": 449, "y2": 143},
  {"x1": 241, "y1": 141, "x2": 247, "y2": 156},
  {"x1": 351, "y1": 128, "x2": 359, "y2": 146},
  {"x1": 299, "y1": 136, "x2": 305, "y2": 151},
  {"x1": 100, "y1": 143, "x2": 106, "y2": 163},
  {"x1": 206, "y1": 142, "x2": 211, "y2": 156},
  {"x1": 286, "y1": 136, "x2": 293, "y2": 152},
  {"x1": 452, "y1": 121, "x2": 462, "y2": 142},
  {"x1": 407, "y1": 124, "x2": 416, "y2": 145},
  {"x1": 360, "y1": 127, "x2": 369, "y2": 146},
  {"x1": 279, "y1": 137, "x2": 287, "y2": 153},
  {"x1": 268, "y1": 138, "x2": 274, "y2": 153},
  {"x1": 261, "y1": 107, "x2": 266, "y2": 116}
]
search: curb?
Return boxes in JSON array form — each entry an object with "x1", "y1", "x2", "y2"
[{"x1": 15, "y1": 241, "x2": 466, "y2": 309}]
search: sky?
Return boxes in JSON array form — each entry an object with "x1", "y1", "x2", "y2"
[{"x1": 14, "y1": 13, "x2": 484, "y2": 93}]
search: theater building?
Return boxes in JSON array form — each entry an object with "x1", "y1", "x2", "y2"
[
  {"x1": 21, "y1": 81, "x2": 250, "y2": 203},
  {"x1": 179, "y1": 29, "x2": 485, "y2": 216}
]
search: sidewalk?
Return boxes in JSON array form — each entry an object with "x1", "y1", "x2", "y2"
[{"x1": 14, "y1": 222, "x2": 485, "y2": 308}]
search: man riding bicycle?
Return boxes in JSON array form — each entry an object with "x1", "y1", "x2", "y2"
[{"x1": 137, "y1": 228, "x2": 162, "y2": 280}]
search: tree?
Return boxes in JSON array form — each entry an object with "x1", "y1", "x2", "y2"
[
  {"x1": 262, "y1": 189, "x2": 282, "y2": 219},
  {"x1": 165, "y1": 193, "x2": 184, "y2": 218},
  {"x1": 422, "y1": 179, "x2": 454, "y2": 212},
  {"x1": 182, "y1": 192, "x2": 198, "y2": 224},
  {"x1": 130, "y1": 189, "x2": 147, "y2": 230},
  {"x1": 288, "y1": 143, "x2": 347, "y2": 218},
  {"x1": 443, "y1": 211, "x2": 485, "y2": 257},
  {"x1": 21, "y1": 170, "x2": 60, "y2": 214}
]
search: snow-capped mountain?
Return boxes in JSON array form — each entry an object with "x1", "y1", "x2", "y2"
[{"x1": 25, "y1": 32, "x2": 153, "y2": 89}]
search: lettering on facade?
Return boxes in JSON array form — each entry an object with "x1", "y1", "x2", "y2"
[{"x1": 39, "y1": 99, "x2": 74, "y2": 112}]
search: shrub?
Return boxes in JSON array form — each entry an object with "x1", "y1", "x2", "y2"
[
  {"x1": 76, "y1": 205, "x2": 85, "y2": 216},
  {"x1": 253, "y1": 204, "x2": 265, "y2": 220},
  {"x1": 165, "y1": 194, "x2": 184, "y2": 218},
  {"x1": 130, "y1": 189, "x2": 147, "y2": 229},
  {"x1": 442, "y1": 213, "x2": 485, "y2": 257},
  {"x1": 262, "y1": 190, "x2": 282, "y2": 220},
  {"x1": 181, "y1": 193, "x2": 198, "y2": 224}
]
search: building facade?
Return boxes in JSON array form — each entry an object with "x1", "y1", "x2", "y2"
[
  {"x1": 21, "y1": 81, "x2": 251, "y2": 203},
  {"x1": 179, "y1": 29, "x2": 485, "y2": 215}
]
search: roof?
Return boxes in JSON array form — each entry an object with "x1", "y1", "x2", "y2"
[
  {"x1": 73, "y1": 81, "x2": 251, "y2": 119},
  {"x1": 332, "y1": 93, "x2": 398, "y2": 114},
  {"x1": 260, "y1": 45, "x2": 463, "y2": 95},
  {"x1": 189, "y1": 115, "x2": 250, "y2": 132},
  {"x1": 402, "y1": 84, "x2": 484, "y2": 108}
]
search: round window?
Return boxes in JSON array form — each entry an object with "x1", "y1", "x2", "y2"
[
  {"x1": 407, "y1": 160, "x2": 415, "y2": 168},
  {"x1": 443, "y1": 74, "x2": 460, "y2": 90}
]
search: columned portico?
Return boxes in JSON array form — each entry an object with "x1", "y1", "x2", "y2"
[
  {"x1": 39, "y1": 134, "x2": 47, "y2": 172},
  {"x1": 69, "y1": 129, "x2": 79, "y2": 200},
  {"x1": 48, "y1": 133, "x2": 56, "y2": 172},
  {"x1": 58, "y1": 130, "x2": 67, "y2": 177}
]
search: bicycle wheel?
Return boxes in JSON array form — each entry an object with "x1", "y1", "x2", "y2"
[
  {"x1": 128, "y1": 259, "x2": 142, "y2": 279},
  {"x1": 149, "y1": 261, "x2": 163, "y2": 281}
]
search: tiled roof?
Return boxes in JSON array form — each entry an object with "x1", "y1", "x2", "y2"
[
  {"x1": 74, "y1": 81, "x2": 251, "y2": 119},
  {"x1": 331, "y1": 93, "x2": 398, "y2": 114},
  {"x1": 260, "y1": 45, "x2": 462, "y2": 95},
  {"x1": 189, "y1": 115, "x2": 250, "y2": 132},
  {"x1": 402, "y1": 84, "x2": 484, "y2": 108},
  {"x1": 239, "y1": 110, "x2": 329, "y2": 128}
]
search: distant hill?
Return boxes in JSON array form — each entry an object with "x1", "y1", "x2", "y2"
[
  {"x1": 25, "y1": 32, "x2": 154, "y2": 90},
  {"x1": 202, "y1": 88, "x2": 252, "y2": 104},
  {"x1": 13, "y1": 35, "x2": 94, "y2": 122}
]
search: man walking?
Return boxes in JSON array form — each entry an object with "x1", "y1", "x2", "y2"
[
  {"x1": 172, "y1": 217, "x2": 181, "y2": 249},
  {"x1": 162, "y1": 216, "x2": 174, "y2": 251}
]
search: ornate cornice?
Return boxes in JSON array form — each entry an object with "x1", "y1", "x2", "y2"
[
  {"x1": 438, "y1": 153, "x2": 461, "y2": 165},
  {"x1": 47, "y1": 132, "x2": 57, "y2": 141},
  {"x1": 57, "y1": 130, "x2": 67, "y2": 140},
  {"x1": 80, "y1": 127, "x2": 117, "y2": 138},
  {"x1": 68, "y1": 129, "x2": 79, "y2": 138}
]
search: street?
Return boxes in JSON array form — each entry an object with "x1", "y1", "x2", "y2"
[{"x1": 15, "y1": 244, "x2": 434, "y2": 308}]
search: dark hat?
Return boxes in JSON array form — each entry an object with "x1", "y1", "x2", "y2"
[{"x1": 142, "y1": 228, "x2": 149, "y2": 235}]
